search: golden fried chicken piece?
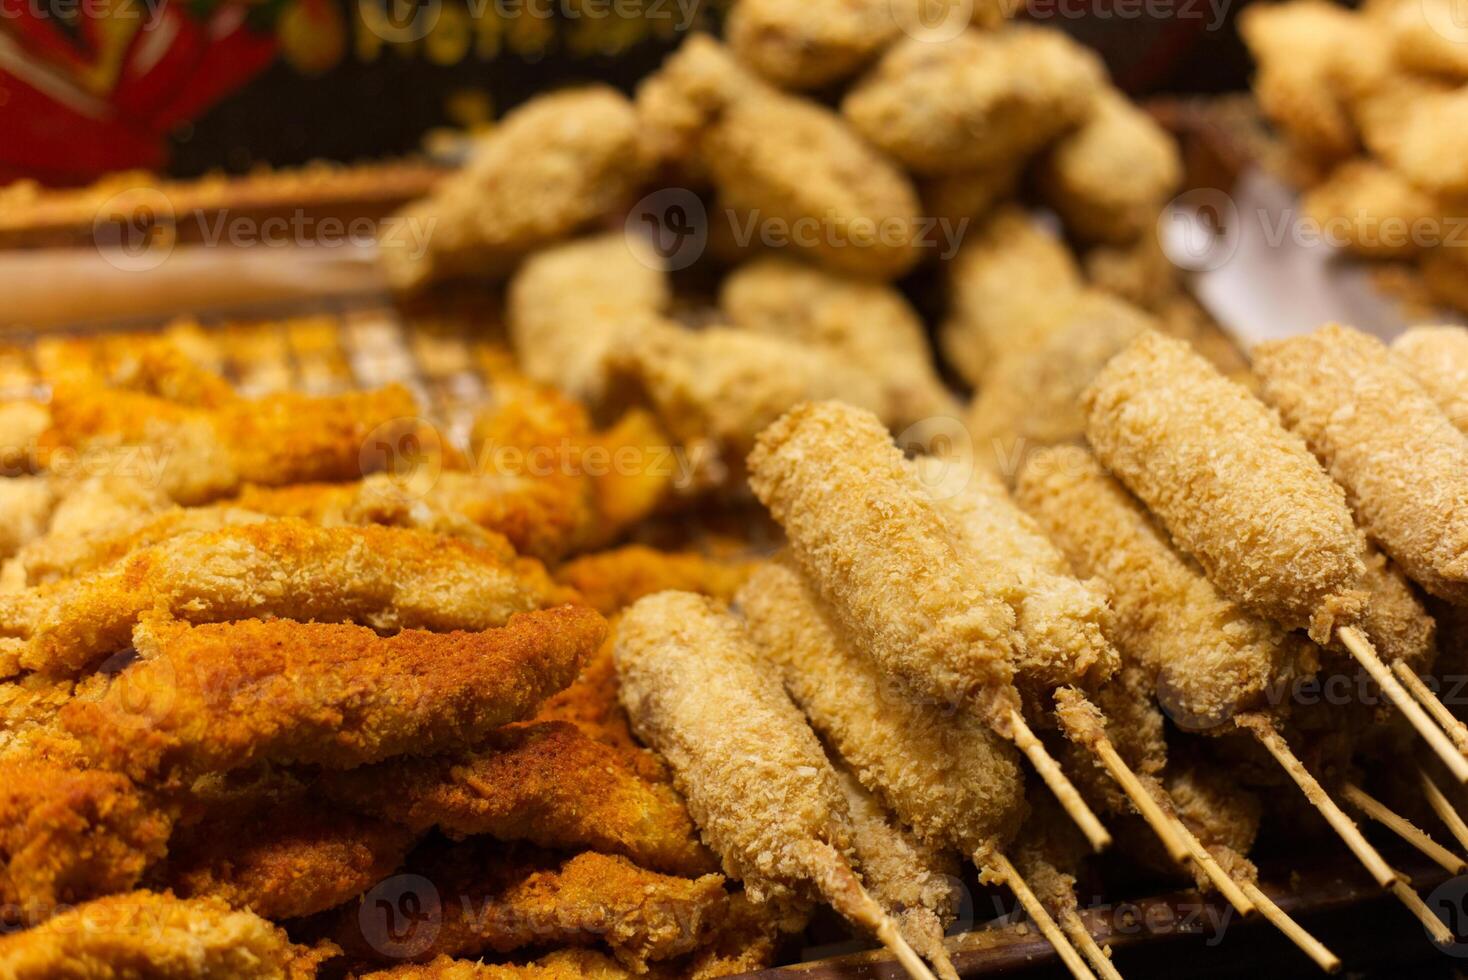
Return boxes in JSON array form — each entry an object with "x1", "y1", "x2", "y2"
[
  {"x1": 7, "y1": 520, "x2": 568, "y2": 676},
  {"x1": 337, "y1": 842, "x2": 726, "y2": 970},
  {"x1": 1038, "y1": 91, "x2": 1182, "y2": 246},
  {"x1": 359, "y1": 950, "x2": 656, "y2": 980},
  {"x1": 42, "y1": 380, "x2": 419, "y2": 505},
  {"x1": 164, "y1": 796, "x2": 416, "y2": 920},
  {"x1": 0, "y1": 478, "x2": 55, "y2": 562},
  {"x1": 1301, "y1": 160, "x2": 1440, "y2": 259},
  {"x1": 1357, "y1": 79, "x2": 1468, "y2": 197},
  {"x1": 533, "y1": 629, "x2": 651, "y2": 763},
  {"x1": 1381, "y1": 0, "x2": 1468, "y2": 78},
  {"x1": 0, "y1": 890, "x2": 337, "y2": 979},
  {"x1": 1393, "y1": 325, "x2": 1468, "y2": 432},
  {"x1": 554, "y1": 545, "x2": 754, "y2": 616},
  {"x1": 842, "y1": 26, "x2": 1102, "y2": 176},
  {"x1": 719, "y1": 256, "x2": 959, "y2": 426},
  {"x1": 920, "y1": 161, "x2": 1022, "y2": 229},
  {"x1": 0, "y1": 754, "x2": 172, "y2": 911},
  {"x1": 61, "y1": 606, "x2": 603, "y2": 781},
  {"x1": 583, "y1": 410, "x2": 676, "y2": 545},
  {"x1": 382, "y1": 88, "x2": 652, "y2": 292},
  {"x1": 0, "y1": 401, "x2": 49, "y2": 476},
  {"x1": 323, "y1": 721, "x2": 714, "y2": 877}
]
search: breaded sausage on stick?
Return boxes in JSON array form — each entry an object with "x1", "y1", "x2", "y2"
[
  {"x1": 748, "y1": 401, "x2": 1110, "y2": 851},
  {"x1": 736, "y1": 559, "x2": 1101, "y2": 980},
  {"x1": 1085, "y1": 330, "x2": 1468, "y2": 783},
  {"x1": 614, "y1": 591, "x2": 940, "y2": 980}
]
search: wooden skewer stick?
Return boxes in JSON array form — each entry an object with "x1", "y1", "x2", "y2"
[
  {"x1": 1009, "y1": 708, "x2": 1111, "y2": 852},
  {"x1": 1393, "y1": 661, "x2": 1468, "y2": 757},
  {"x1": 1237, "y1": 714, "x2": 1397, "y2": 888},
  {"x1": 1237, "y1": 882, "x2": 1342, "y2": 974},
  {"x1": 1342, "y1": 782, "x2": 1467, "y2": 874},
  {"x1": 1060, "y1": 910, "x2": 1124, "y2": 980},
  {"x1": 1389, "y1": 878, "x2": 1454, "y2": 946},
  {"x1": 811, "y1": 845, "x2": 941, "y2": 980},
  {"x1": 983, "y1": 850, "x2": 1099, "y2": 980},
  {"x1": 1169, "y1": 816, "x2": 1257, "y2": 918},
  {"x1": 1420, "y1": 767, "x2": 1468, "y2": 853},
  {"x1": 1338, "y1": 626, "x2": 1468, "y2": 783}
]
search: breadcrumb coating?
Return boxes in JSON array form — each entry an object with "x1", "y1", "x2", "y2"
[
  {"x1": 614, "y1": 591, "x2": 860, "y2": 905},
  {"x1": 736, "y1": 558, "x2": 1025, "y2": 857},
  {"x1": 1254, "y1": 323, "x2": 1468, "y2": 605},
  {"x1": 165, "y1": 798, "x2": 415, "y2": 920},
  {"x1": 0, "y1": 478, "x2": 55, "y2": 561},
  {"x1": 1350, "y1": 542, "x2": 1437, "y2": 672},
  {"x1": 748, "y1": 402, "x2": 1020, "y2": 721},
  {"x1": 918, "y1": 460, "x2": 1119, "y2": 698},
  {"x1": 1383, "y1": 0, "x2": 1468, "y2": 79},
  {"x1": 554, "y1": 546, "x2": 754, "y2": 615},
  {"x1": 1165, "y1": 757, "x2": 1262, "y2": 860},
  {"x1": 0, "y1": 401, "x2": 49, "y2": 475},
  {"x1": 507, "y1": 233, "x2": 670, "y2": 405},
  {"x1": 336, "y1": 842, "x2": 725, "y2": 970},
  {"x1": 940, "y1": 206, "x2": 1084, "y2": 385},
  {"x1": 1038, "y1": 91, "x2": 1181, "y2": 245},
  {"x1": 1393, "y1": 325, "x2": 1468, "y2": 433},
  {"x1": 1014, "y1": 446, "x2": 1320, "y2": 731},
  {"x1": 841, "y1": 26, "x2": 1103, "y2": 176},
  {"x1": 7, "y1": 519, "x2": 567, "y2": 676},
  {"x1": 61, "y1": 606, "x2": 603, "y2": 780},
  {"x1": 0, "y1": 890, "x2": 336, "y2": 979},
  {"x1": 921, "y1": 161, "x2": 1022, "y2": 229},
  {"x1": 1301, "y1": 161, "x2": 1439, "y2": 259},
  {"x1": 359, "y1": 950, "x2": 652, "y2": 980},
  {"x1": 534, "y1": 628, "x2": 654, "y2": 766},
  {"x1": 381, "y1": 87, "x2": 652, "y2": 291},
  {"x1": 719, "y1": 256, "x2": 958, "y2": 426},
  {"x1": 1083, "y1": 330, "x2": 1368, "y2": 641},
  {"x1": 0, "y1": 755, "x2": 172, "y2": 909},
  {"x1": 321, "y1": 720, "x2": 715, "y2": 876},
  {"x1": 1359, "y1": 82, "x2": 1468, "y2": 197}
]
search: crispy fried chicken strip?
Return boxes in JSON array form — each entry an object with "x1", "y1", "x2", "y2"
[
  {"x1": 533, "y1": 628, "x2": 652, "y2": 764},
  {"x1": 42, "y1": 381, "x2": 419, "y2": 505},
  {"x1": 61, "y1": 606, "x2": 604, "y2": 781},
  {"x1": 164, "y1": 797, "x2": 417, "y2": 920},
  {"x1": 0, "y1": 890, "x2": 337, "y2": 979},
  {"x1": 7, "y1": 520, "x2": 568, "y2": 676},
  {"x1": 1084, "y1": 330, "x2": 1368, "y2": 641},
  {"x1": 322, "y1": 721, "x2": 715, "y2": 877},
  {"x1": 554, "y1": 546, "x2": 754, "y2": 616},
  {"x1": 359, "y1": 950, "x2": 656, "y2": 980},
  {"x1": 1393, "y1": 325, "x2": 1468, "y2": 432},
  {"x1": 339, "y1": 842, "x2": 726, "y2": 970},
  {"x1": 0, "y1": 753, "x2": 173, "y2": 910},
  {"x1": 1255, "y1": 323, "x2": 1468, "y2": 604},
  {"x1": 747, "y1": 401, "x2": 1020, "y2": 724}
]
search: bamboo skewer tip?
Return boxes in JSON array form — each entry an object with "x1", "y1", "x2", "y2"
[
  {"x1": 1342, "y1": 782, "x2": 1467, "y2": 875},
  {"x1": 1393, "y1": 660, "x2": 1468, "y2": 758},
  {"x1": 1419, "y1": 767, "x2": 1468, "y2": 854},
  {"x1": 1084, "y1": 730, "x2": 1190, "y2": 866},
  {"x1": 1060, "y1": 909, "x2": 1125, "y2": 980},
  {"x1": 1008, "y1": 708, "x2": 1112, "y2": 852},
  {"x1": 1389, "y1": 878, "x2": 1455, "y2": 946},
  {"x1": 1238, "y1": 882, "x2": 1342, "y2": 974},
  {"x1": 983, "y1": 850, "x2": 1099, "y2": 980}
]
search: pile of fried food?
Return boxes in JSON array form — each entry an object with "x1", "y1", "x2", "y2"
[
  {"x1": 1242, "y1": 0, "x2": 1468, "y2": 311},
  {"x1": 8, "y1": 7, "x2": 1468, "y2": 980}
]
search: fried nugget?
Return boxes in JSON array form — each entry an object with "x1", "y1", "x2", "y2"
[
  {"x1": 0, "y1": 890, "x2": 337, "y2": 979},
  {"x1": 165, "y1": 798, "x2": 416, "y2": 920},
  {"x1": 842, "y1": 26, "x2": 1102, "y2": 176},
  {"x1": 1393, "y1": 325, "x2": 1468, "y2": 432},
  {"x1": 720, "y1": 257, "x2": 958, "y2": 425},
  {"x1": 322, "y1": 721, "x2": 714, "y2": 877},
  {"x1": 940, "y1": 206, "x2": 1085, "y2": 386},
  {"x1": 338, "y1": 841, "x2": 726, "y2": 970},
  {"x1": 1038, "y1": 91, "x2": 1182, "y2": 245},
  {"x1": 8, "y1": 520, "x2": 567, "y2": 676},
  {"x1": 1014, "y1": 446, "x2": 1320, "y2": 731},
  {"x1": 1357, "y1": 81, "x2": 1468, "y2": 196},
  {"x1": 62, "y1": 606, "x2": 601, "y2": 780},
  {"x1": 920, "y1": 161, "x2": 1022, "y2": 229},
  {"x1": 1084, "y1": 330, "x2": 1368, "y2": 641},
  {"x1": 507, "y1": 233, "x2": 670, "y2": 405},
  {"x1": 382, "y1": 88, "x2": 652, "y2": 291},
  {"x1": 735, "y1": 558, "x2": 1025, "y2": 857},
  {"x1": 1301, "y1": 160, "x2": 1440, "y2": 259},
  {"x1": 555, "y1": 545, "x2": 753, "y2": 616},
  {"x1": 359, "y1": 950, "x2": 653, "y2": 980},
  {"x1": 0, "y1": 755, "x2": 172, "y2": 910},
  {"x1": 1254, "y1": 323, "x2": 1468, "y2": 604},
  {"x1": 1383, "y1": 0, "x2": 1468, "y2": 78},
  {"x1": 42, "y1": 381, "x2": 419, "y2": 505},
  {"x1": 748, "y1": 401, "x2": 1020, "y2": 722}
]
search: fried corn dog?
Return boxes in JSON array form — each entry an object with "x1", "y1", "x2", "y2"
[
  {"x1": 1014, "y1": 446, "x2": 1319, "y2": 731},
  {"x1": 841, "y1": 27, "x2": 1103, "y2": 176},
  {"x1": 1393, "y1": 325, "x2": 1468, "y2": 432},
  {"x1": 719, "y1": 256, "x2": 958, "y2": 426},
  {"x1": 0, "y1": 890, "x2": 337, "y2": 979},
  {"x1": 1038, "y1": 91, "x2": 1182, "y2": 246},
  {"x1": 614, "y1": 591, "x2": 936, "y2": 979},
  {"x1": 321, "y1": 721, "x2": 714, "y2": 876},
  {"x1": 6, "y1": 520, "x2": 568, "y2": 676},
  {"x1": 747, "y1": 401, "x2": 1020, "y2": 722},
  {"x1": 382, "y1": 87, "x2": 652, "y2": 291},
  {"x1": 1083, "y1": 330, "x2": 1367, "y2": 642},
  {"x1": 62, "y1": 606, "x2": 603, "y2": 781},
  {"x1": 1254, "y1": 323, "x2": 1468, "y2": 605},
  {"x1": 735, "y1": 560, "x2": 1106, "y2": 980}
]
